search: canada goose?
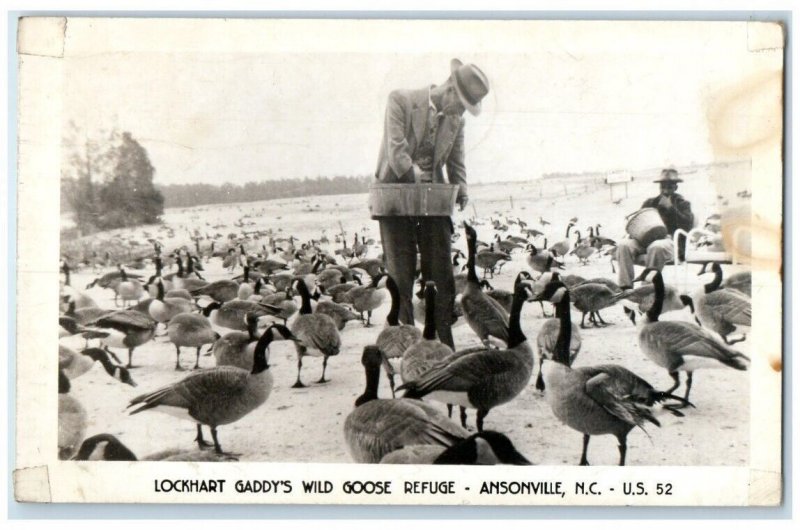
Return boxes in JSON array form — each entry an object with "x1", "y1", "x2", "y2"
[
  {"x1": 128, "y1": 324, "x2": 298, "y2": 454},
  {"x1": 85, "y1": 269, "x2": 144, "y2": 292},
  {"x1": 461, "y1": 222, "x2": 510, "y2": 347},
  {"x1": 481, "y1": 273, "x2": 535, "y2": 314},
  {"x1": 526, "y1": 244, "x2": 564, "y2": 275},
  {"x1": 148, "y1": 277, "x2": 194, "y2": 326},
  {"x1": 290, "y1": 279, "x2": 341, "y2": 387},
  {"x1": 349, "y1": 257, "x2": 383, "y2": 278},
  {"x1": 399, "y1": 277, "x2": 535, "y2": 432},
  {"x1": 58, "y1": 370, "x2": 87, "y2": 460},
  {"x1": 82, "y1": 310, "x2": 157, "y2": 368},
  {"x1": 59, "y1": 346, "x2": 137, "y2": 386},
  {"x1": 173, "y1": 255, "x2": 209, "y2": 291},
  {"x1": 315, "y1": 267, "x2": 344, "y2": 291},
  {"x1": 720, "y1": 269, "x2": 752, "y2": 298},
  {"x1": 213, "y1": 312, "x2": 261, "y2": 371},
  {"x1": 534, "y1": 279, "x2": 690, "y2": 466},
  {"x1": 570, "y1": 280, "x2": 620, "y2": 328},
  {"x1": 534, "y1": 300, "x2": 581, "y2": 392},
  {"x1": 476, "y1": 244, "x2": 511, "y2": 279},
  {"x1": 347, "y1": 272, "x2": 387, "y2": 326},
  {"x1": 259, "y1": 287, "x2": 299, "y2": 325},
  {"x1": 612, "y1": 280, "x2": 686, "y2": 325},
  {"x1": 398, "y1": 282, "x2": 451, "y2": 395},
  {"x1": 167, "y1": 313, "x2": 221, "y2": 370},
  {"x1": 191, "y1": 279, "x2": 239, "y2": 303},
  {"x1": 201, "y1": 299, "x2": 280, "y2": 331},
  {"x1": 115, "y1": 266, "x2": 145, "y2": 308},
  {"x1": 314, "y1": 300, "x2": 360, "y2": 331},
  {"x1": 71, "y1": 434, "x2": 238, "y2": 462},
  {"x1": 635, "y1": 268, "x2": 750, "y2": 402},
  {"x1": 694, "y1": 263, "x2": 752, "y2": 344},
  {"x1": 324, "y1": 275, "x2": 362, "y2": 303},
  {"x1": 495, "y1": 234, "x2": 523, "y2": 254},
  {"x1": 63, "y1": 299, "x2": 111, "y2": 326},
  {"x1": 548, "y1": 223, "x2": 575, "y2": 257},
  {"x1": 343, "y1": 345, "x2": 469, "y2": 463},
  {"x1": 569, "y1": 232, "x2": 597, "y2": 264},
  {"x1": 380, "y1": 431, "x2": 531, "y2": 465}
]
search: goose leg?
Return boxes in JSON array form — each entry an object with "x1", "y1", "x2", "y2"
[
  {"x1": 194, "y1": 346, "x2": 202, "y2": 369},
  {"x1": 665, "y1": 371, "x2": 680, "y2": 394},
  {"x1": 174, "y1": 345, "x2": 184, "y2": 371},
  {"x1": 580, "y1": 434, "x2": 591, "y2": 466},
  {"x1": 317, "y1": 356, "x2": 329, "y2": 384},
  {"x1": 127, "y1": 347, "x2": 135, "y2": 368},
  {"x1": 595, "y1": 312, "x2": 610, "y2": 326},
  {"x1": 195, "y1": 424, "x2": 213, "y2": 449},
  {"x1": 210, "y1": 426, "x2": 239, "y2": 456},
  {"x1": 365, "y1": 311, "x2": 372, "y2": 327},
  {"x1": 460, "y1": 407, "x2": 468, "y2": 429},
  {"x1": 104, "y1": 346, "x2": 123, "y2": 365},
  {"x1": 580, "y1": 313, "x2": 588, "y2": 329},
  {"x1": 292, "y1": 356, "x2": 305, "y2": 388},
  {"x1": 447, "y1": 404, "x2": 453, "y2": 418},
  {"x1": 535, "y1": 358, "x2": 546, "y2": 392},
  {"x1": 476, "y1": 409, "x2": 487, "y2": 432},
  {"x1": 682, "y1": 372, "x2": 694, "y2": 404},
  {"x1": 618, "y1": 436, "x2": 627, "y2": 466}
]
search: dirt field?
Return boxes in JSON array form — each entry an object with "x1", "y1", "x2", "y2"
[{"x1": 60, "y1": 167, "x2": 752, "y2": 465}]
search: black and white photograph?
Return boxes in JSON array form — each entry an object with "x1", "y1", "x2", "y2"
[{"x1": 13, "y1": 16, "x2": 783, "y2": 506}]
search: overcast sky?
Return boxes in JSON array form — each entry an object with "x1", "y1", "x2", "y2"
[{"x1": 60, "y1": 19, "x2": 761, "y2": 186}]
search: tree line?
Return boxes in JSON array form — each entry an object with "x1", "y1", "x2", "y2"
[
  {"x1": 61, "y1": 125, "x2": 164, "y2": 237},
  {"x1": 157, "y1": 175, "x2": 374, "y2": 209}
]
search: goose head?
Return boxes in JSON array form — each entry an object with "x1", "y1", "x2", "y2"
[
  {"x1": 433, "y1": 431, "x2": 532, "y2": 465},
  {"x1": 355, "y1": 345, "x2": 383, "y2": 407},
  {"x1": 633, "y1": 267, "x2": 660, "y2": 284},
  {"x1": 71, "y1": 434, "x2": 137, "y2": 461}
]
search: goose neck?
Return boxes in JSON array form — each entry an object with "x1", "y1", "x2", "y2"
[
  {"x1": 646, "y1": 273, "x2": 665, "y2": 322},
  {"x1": 507, "y1": 285, "x2": 528, "y2": 348},
  {"x1": 705, "y1": 265, "x2": 723, "y2": 293},
  {"x1": 553, "y1": 292, "x2": 572, "y2": 365},
  {"x1": 385, "y1": 276, "x2": 401, "y2": 326},
  {"x1": 252, "y1": 329, "x2": 273, "y2": 374}
]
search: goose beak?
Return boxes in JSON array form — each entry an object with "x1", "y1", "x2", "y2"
[{"x1": 632, "y1": 270, "x2": 648, "y2": 283}]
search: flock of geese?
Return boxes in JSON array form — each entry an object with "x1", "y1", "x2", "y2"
[{"x1": 58, "y1": 211, "x2": 752, "y2": 466}]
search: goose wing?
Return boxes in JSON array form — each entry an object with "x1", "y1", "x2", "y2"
[
  {"x1": 460, "y1": 288, "x2": 509, "y2": 339},
  {"x1": 87, "y1": 310, "x2": 155, "y2": 331},
  {"x1": 401, "y1": 348, "x2": 522, "y2": 395},
  {"x1": 128, "y1": 367, "x2": 249, "y2": 415},
  {"x1": 292, "y1": 314, "x2": 341, "y2": 354},
  {"x1": 345, "y1": 399, "x2": 467, "y2": 462},
  {"x1": 649, "y1": 321, "x2": 748, "y2": 367},
  {"x1": 704, "y1": 290, "x2": 752, "y2": 325},
  {"x1": 583, "y1": 370, "x2": 659, "y2": 429}
]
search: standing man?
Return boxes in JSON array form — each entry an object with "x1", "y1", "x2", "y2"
[
  {"x1": 617, "y1": 168, "x2": 695, "y2": 288},
  {"x1": 374, "y1": 59, "x2": 490, "y2": 349}
]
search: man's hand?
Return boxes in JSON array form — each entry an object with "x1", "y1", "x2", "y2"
[
  {"x1": 457, "y1": 196, "x2": 469, "y2": 211},
  {"x1": 657, "y1": 194, "x2": 673, "y2": 209}
]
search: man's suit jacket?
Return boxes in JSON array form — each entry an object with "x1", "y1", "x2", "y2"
[{"x1": 374, "y1": 86, "x2": 468, "y2": 200}]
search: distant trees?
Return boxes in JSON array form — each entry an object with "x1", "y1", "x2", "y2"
[
  {"x1": 61, "y1": 124, "x2": 164, "y2": 235},
  {"x1": 158, "y1": 175, "x2": 373, "y2": 209}
]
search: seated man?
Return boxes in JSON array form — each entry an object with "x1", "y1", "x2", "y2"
[{"x1": 617, "y1": 168, "x2": 694, "y2": 288}]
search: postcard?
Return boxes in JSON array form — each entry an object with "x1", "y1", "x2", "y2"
[{"x1": 13, "y1": 17, "x2": 783, "y2": 506}]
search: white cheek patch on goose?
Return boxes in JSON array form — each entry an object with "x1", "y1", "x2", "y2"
[{"x1": 474, "y1": 438, "x2": 499, "y2": 465}]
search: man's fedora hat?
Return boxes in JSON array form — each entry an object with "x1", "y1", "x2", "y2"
[
  {"x1": 654, "y1": 168, "x2": 683, "y2": 184},
  {"x1": 451, "y1": 59, "x2": 490, "y2": 116}
]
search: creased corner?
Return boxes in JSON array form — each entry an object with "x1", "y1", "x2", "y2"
[
  {"x1": 748, "y1": 469, "x2": 782, "y2": 506},
  {"x1": 747, "y1": 21, "x2": 785, "y2": 53},
  {"x1": 17, "y1": 17, "x2": 67, "y2": 58},
  {"x1": 13, "y1": 466, "x2": 52, "y2": 503}
]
